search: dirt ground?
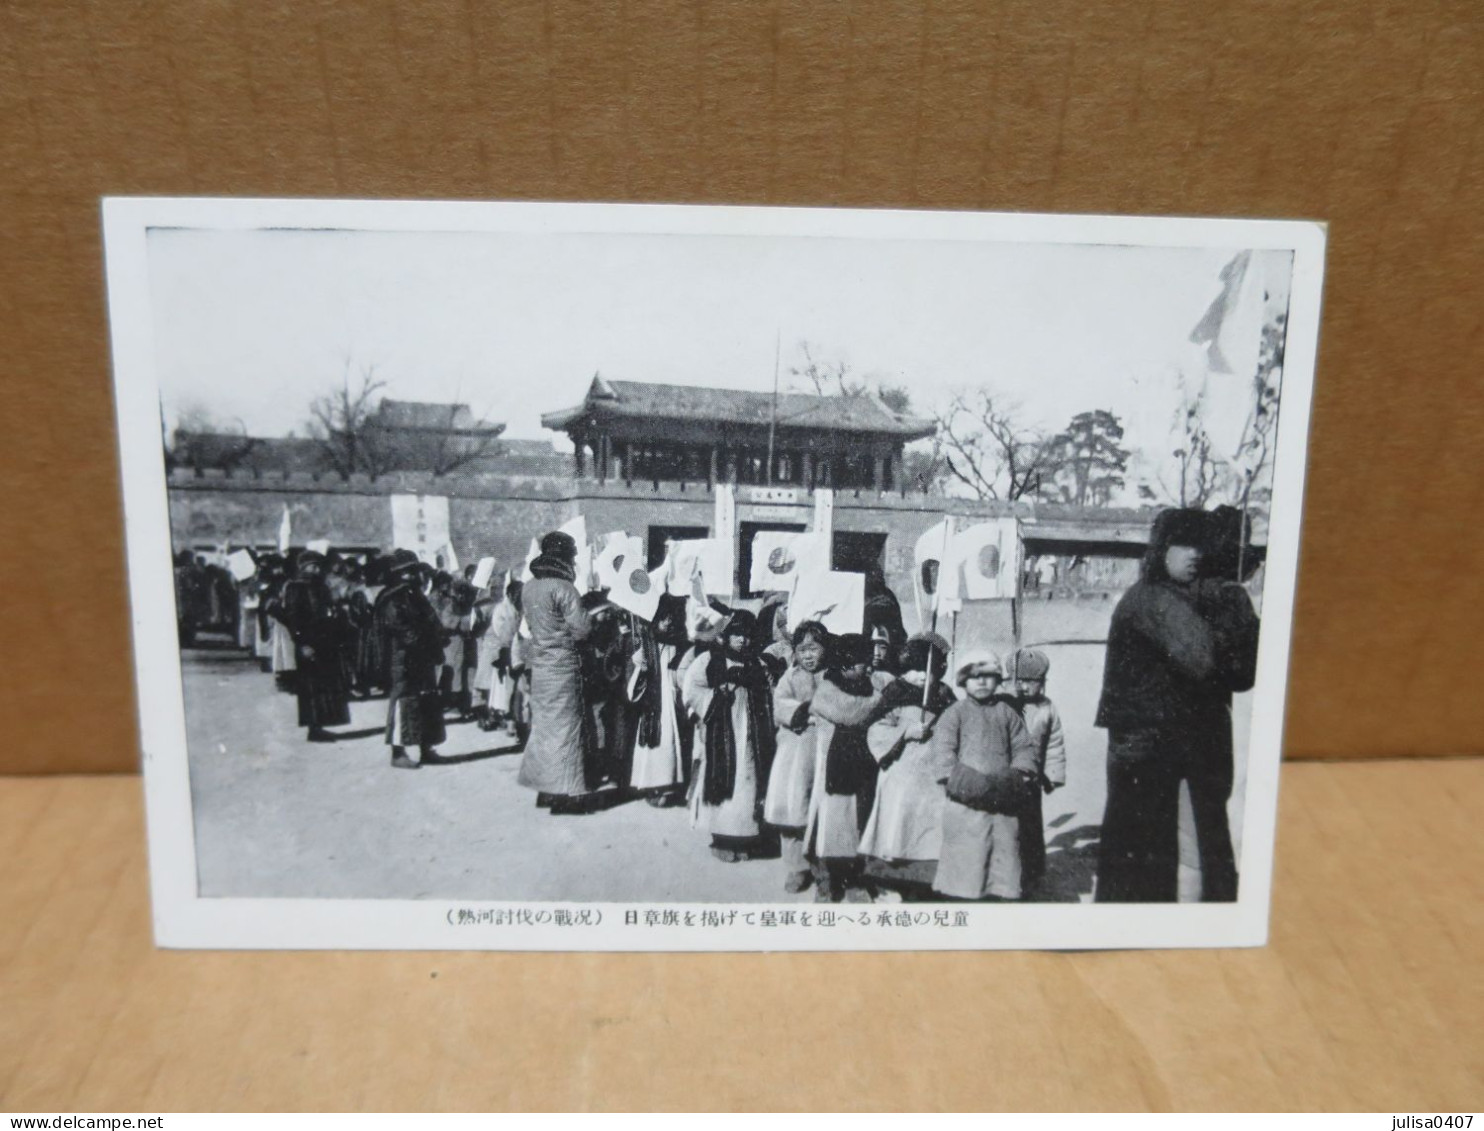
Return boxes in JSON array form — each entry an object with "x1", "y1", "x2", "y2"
[{"x1": 184, "y1": 598, "x2": 1250, "y2": 903}]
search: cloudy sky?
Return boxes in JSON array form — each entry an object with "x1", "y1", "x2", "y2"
[{"x1": 148, "y1": 224, "x2": 1291, "y2": 491}]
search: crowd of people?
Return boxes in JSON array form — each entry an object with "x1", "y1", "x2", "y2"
[{"x1": 177, "y1": 503, "x2": 1259, "y2": 905}]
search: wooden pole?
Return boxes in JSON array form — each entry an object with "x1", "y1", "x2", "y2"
[{"x1": 766, "y1": 328, "x2": 780, "y2": 486}]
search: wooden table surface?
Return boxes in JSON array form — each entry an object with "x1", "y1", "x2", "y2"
[{"x1": 3, "y1": 759, "x2": 1481, "y2": 1112}]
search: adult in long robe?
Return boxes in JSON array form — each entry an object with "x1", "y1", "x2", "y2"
[
  {"x1": 682, "y1": 610, "x2": 776, "y2": 861},
  {"x1": 1093, "y1": 508, "x2": 1260, "y2": 903},
  {"x1": 379, "y1": 549, "x2": 447, "y2": 769},
  {"x1": 277, "y1": 551, "x2": 351, "y2": 742},
  {"x1": 626, "y1": 595, "x2": 694, "y2": 805},
  {"x1": 516, "y1": 532, "x2": 598, "y2": 808}
]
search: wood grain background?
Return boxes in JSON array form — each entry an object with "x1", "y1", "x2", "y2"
[{"x1": 2, "y1": 0, "x2": 1480, "y2": 773}]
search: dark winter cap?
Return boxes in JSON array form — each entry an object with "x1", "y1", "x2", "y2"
[
  {"x1": 832, "y1": 633, "x2": 874, "y2": 666},
  {"x1": 1010, "y1": 648, "x2": 1050, "y2": 681},
  {"x1": 386, "y1": 548, "x2": 422, "y2": 574},
  {"x1": 901, "y1": 633, "x2": 951, "y2": 675},
  {"x1": 540, "y1": 531, "x2": 579, "y2": 564}
]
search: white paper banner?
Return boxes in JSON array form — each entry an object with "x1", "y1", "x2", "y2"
[{"x1": 390, "y1": 494, "x2": 451, "y2": 562}]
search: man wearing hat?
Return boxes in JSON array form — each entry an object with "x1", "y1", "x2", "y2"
[
  {"x1": 275, "y1": 550, "x2": 352, "y2": 743},
  {"x1": 1093, "y1": 507, "x2": 1260, "y2": 902},
  {"x1": 517, "y1": 530, "x2": 599, "y2": 809},
  {"x1": 379, "y1": 548, "x2": 448, "y2": 768}
]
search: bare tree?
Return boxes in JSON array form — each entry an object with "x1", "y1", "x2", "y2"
[
  {"x1": 1156, "y1": 400, "x2": 1227, "y2": 508},
  {"x1": 790, "y1": 341, "x2": 868, "y2": 399},
  {"x1": 934, "y1": 389, "x2": 1050, "y2": 501},
  {"x1": 308, "y1": 361, "x2": 392, "y2": 480}
]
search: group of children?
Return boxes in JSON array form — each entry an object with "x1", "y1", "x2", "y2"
[
  {"x1": 677, "y1": 611, "x2": 1068, "y2": 903},
  {"x1": 497, "y1": 566, "x2": 1071, "y2": 904}
]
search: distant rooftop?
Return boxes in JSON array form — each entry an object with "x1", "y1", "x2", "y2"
[
  {"x1": 372, "y1": 399, "x2": 500, "y2": 433},
  {"x1": 542, "y1": 375, "x2": 936, "y2": 440}
]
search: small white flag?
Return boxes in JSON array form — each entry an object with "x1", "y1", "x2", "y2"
[
  {"x1": 226, "y1": 549, "x2": 257, "y2": 582},
  {"x1": 277, "y1": 505, "x2": 292, "y2": 553},
  {"x1": 471, "y1": 556, "x2": 497, "y2": 590},
  {"x1": 787, "y1": 569, "x2": 865, "y2": 635}
]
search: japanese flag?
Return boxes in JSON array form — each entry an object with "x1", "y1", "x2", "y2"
[
  {"x1": 913, "y1": 517, "x2": 959, "y2": 626},
  {"x1": 595, "y1": 532, "x2": 644, "y2": 592},
  {"x1": 953, "y1": 519, "x2": 1022, "y2": 600},
  {"x1": 609, "y1": 558, "x2": 663, "y2": 621},
  {"x1": 748, "y1": 531, "x2": 829, "y2": 594},
  {"x1": 519, "y1": 537, "x2": 540, "y2": 583}
]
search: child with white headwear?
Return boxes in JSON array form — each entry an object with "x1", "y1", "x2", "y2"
[{"x1": 930, "y1": 650, "x2": 1040, "y2": 901}]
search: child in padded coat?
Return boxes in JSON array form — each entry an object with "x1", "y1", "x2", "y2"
[
  {"x1": 763, "y1": 620, "x2": 830, "y2": 894},
  {"x1": 804, "y1": 632, "x2": 884, "y2": 903},
  {"x1": 1009, "y1": 647, "x2": 1067, "y2": 895},
  {"x1": 931, "y1": 651, "x2": 1040, "y2": 901}
]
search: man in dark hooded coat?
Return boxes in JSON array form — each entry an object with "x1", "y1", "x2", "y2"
[
  {"x1": 277, "y1": 550, "x2": 351, "y2": 742},
  {"x1": 1093, "y1": 507, "x2": 1260, "y2": 903},
  {"x1": 379, "y1": 548, "x2": 447, "y2": 769}
]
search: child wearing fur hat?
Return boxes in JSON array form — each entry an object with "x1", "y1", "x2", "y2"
[
  {"x1": 931, "y1": 651, "x2": 1040, "y2": 901},
  {"x1": 858, "y1": 634, "x2": 959, "y2": 900},
  {"x1": 804, "y1": 632, "x2": 884, "y2": 902},
  {"x1": 1009, "y1": 647, "x2": 1067, "y2": 895}
]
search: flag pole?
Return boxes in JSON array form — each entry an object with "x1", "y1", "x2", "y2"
[{"x1": 766, "y1": 328, "x2": 780, "y2": 486}]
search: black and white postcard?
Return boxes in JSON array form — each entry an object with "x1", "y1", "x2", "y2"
[{"x1": 103, "y1": 198, "x2": 1325, "y2": 949}]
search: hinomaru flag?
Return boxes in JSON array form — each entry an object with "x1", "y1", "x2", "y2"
[
  {"x1": 609, "y1": 557, "x2": 663, "y2": 621},
  {"x1": 913, "y1": 517, "x2": 959, "y2": 626},
  {"x1": 952, "y1": 519, "x2": 1023, "y2": 600},
  {"x1": 557, "y1": 515, "x2": 594, "y2": 591},
  {"x1": 787, "y1": 569, "x2": 865, "y2": 635},
  {"x1": 595, "y1": 532, "x2": 645, "y2": 592},
  {"x1": 748, "y1": 530, "x2": 829, "y2": 594}
]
